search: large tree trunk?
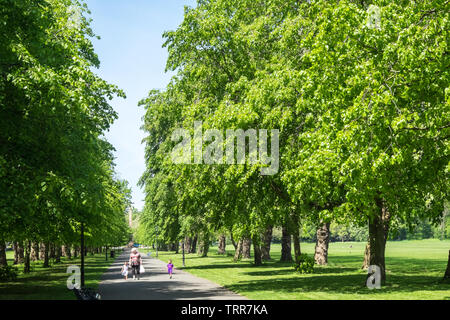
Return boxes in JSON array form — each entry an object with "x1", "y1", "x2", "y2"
[
  {"x1": 252, "y1": 235, "x2": 262, "y2": 266},
  {"x1": 13, "y1": 242, "x2": 19, "y2": 265},
  {"x1": 362, "y1": 242, "x2": 370, "y2": 269},
  {"x1": 63, "y1": 245, "x2": 72, "y2": 259},
  {"x1": 43, "y1": 242, "x2": 50, "y2": 268},
  {"x1": 242, "y1": 237, "x2": 251, "y2": 259},
  {"x1": 362, "y1": 198, "x2": 391, "y2": 270},
  {"x1": 292, "y1": 231, "x2": 301, "y2": 263},
  {"x1": 217, "y1": 234, "x2": 226, "y2": 255},
  {"x1": 314, "y1": 223, "x2": 331, "y2": 265},
  {"x1": 190, "y1": 236, "x2": 197, "y2": 254},
  {"x1": 0, "y1": 240, "x2": 7, "y2": 267},
  {"x1": 443, "y1": 250, "x2": 450, "y2": 282},
  {"x1": 197, "y1": 232, "x2": 210, "y2": 257},
  {"x1": 49, "y1": 243, "x2": 56, "y2": 259},
  {"x1": 233, "y1": 239, "x2": 243, "y2": 262},
  {"x1": 55, "y1": 246, "x2": 62, "y2": 263},
  {"x1": 24, "y1": 241, "x2": 31, "y2": 273},
  {"x1": 62, "y1": 245, "x2": 67, "y2": 257},
  {"x1": 197, "y1": 240, "x2": 203, "y2": 256},
  {"x1": 230, "y1": 233, "x2": 237, "y2": 250},
  {"x1": 31, "y1": 242, "x2": 39, "y2": 261},
  {"x1": 291, "y1": 213, "x2": 301, "y2": 264},
  {"x1": 13, "y1": 242, "x2": 25, "y2": 265},
  {"x1": 184, "y1": 237, "x2": 192, "y2": 253},
  {"x1": 364, "y1": 197, "x2": 390, "y2": 284},
  {"x1": 39, "y1": 242, "x2": 45, "y2": 260},
  {"x1": 280, "y1": 225, "x2": 292, "y2": 262},
  {"x1": 202, "y1": 233, "x2": 210, "y2": 257},
  {"x1": 18, "y1": 241, "x2": 24, "y2": 264},
  {"x1": 261, "y1": 226, "x2": 272, "y2": 261},
  {"x1": 72, "y1": 246, "x2": 78, "y2": 258}
]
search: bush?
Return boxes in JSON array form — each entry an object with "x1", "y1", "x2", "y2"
[
  {"x1": 0, "y1": 265, "x2": 18, "y2": 282},
  {"x1": 293, "y1": 254, "x2": 315, "y2": 274}
]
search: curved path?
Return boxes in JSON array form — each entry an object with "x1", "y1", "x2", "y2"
[{"x1": 98, "y1": 249, "x2": 246, "y2": 300}]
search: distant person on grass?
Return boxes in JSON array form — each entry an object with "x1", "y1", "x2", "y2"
[
  {"x1": 129, "y1": 248, "x2": 142, "y2": 280},
  {"x1": 167, "y1": 259, "x2": 174, "y2": 279}
]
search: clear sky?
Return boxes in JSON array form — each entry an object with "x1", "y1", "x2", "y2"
[{"x1": 86, "y1": 1, "x2": 196, "y2": 210}]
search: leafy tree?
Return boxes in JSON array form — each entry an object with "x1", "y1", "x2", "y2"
[{"x1": 0, "y1": 0, "x2": 130, "y2": 271}]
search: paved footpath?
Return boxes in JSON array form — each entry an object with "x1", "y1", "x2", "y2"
[{"x1": 98, "y1": 249, "x2": 247, "y2": 300}]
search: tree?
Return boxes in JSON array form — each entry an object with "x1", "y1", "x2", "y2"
[
  {"x1": 138, "y1": 0, "x2": 449, "y2": 285},
  {"x1": 0, "y1": 0, "x2": 129, "y2": 275}
]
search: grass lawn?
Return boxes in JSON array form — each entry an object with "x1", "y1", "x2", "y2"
[
  {"x1": 0, "y1": 250, "x2": 120, "y2": 300},
  {"x1": 142, "y1": 239, "x2": 450, "y2": 300}
]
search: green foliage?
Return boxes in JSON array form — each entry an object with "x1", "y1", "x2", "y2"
[
  {"x1": 293, "y1": 254, "x2": 315, "y2": 274},
  {"x1": 0, "y1": 0, "x2": 130, "y2": 256},
  {"x1": 329, "y1": 223, "x2": 369, "y2": 242},
  {"x1": 138, "y1": 0, "x2": 449, "y2": 270},
  {"x1": 0, "y1": 265, "x2": 18, "y2": 282}
]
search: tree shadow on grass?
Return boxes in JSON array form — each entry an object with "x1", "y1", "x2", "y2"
[
  {"x1": 0, "y1": 255, "x2": 116, "y2": 300},
  {"x1": 327, "y1": 255, "x2": 447, "y2": 273},
  {"x1": 226, "y1": 273, "x2": 449, "y2": 297},
  {"x1": 242, "y1": 266, "x2": 358, "y2": 277},
  {"x1": 182, "y1": 262, "x2": 252, "y2": 271}
]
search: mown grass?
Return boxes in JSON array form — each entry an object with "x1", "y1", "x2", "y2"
[
  {"x1": 0, "y1": 250, "x2": 120, "y2": 300},
  {"x1": 143, "y1": 240, "x2": 450, "y2": 300}
]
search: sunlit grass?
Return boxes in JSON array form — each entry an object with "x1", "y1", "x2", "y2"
[
  {"x1": 142, "y1": 240, "x2": 450, "y2": 300},
  {"x1": 0, "y1": 250, "x2": 119, "y2": 300}
]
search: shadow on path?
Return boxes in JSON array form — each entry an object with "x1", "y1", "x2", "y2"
[{"x1": 99, "y1": 249, "x2": 247, "y2": 300}]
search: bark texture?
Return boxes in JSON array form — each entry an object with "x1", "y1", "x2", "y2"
[
  {"x1": 197, "y1": 232, "x2": 210, "y2": 257},
  {"x1": 24, "y1": 241, "x2": 31, "y2": 273},
  {"x1": 55, "y1": 246, "x2": 62, "y2": 263},
  {"x1": 49, "y1": 243, "x2": 56, "y2": 259},
  {"x1": 261, "y1": 226, "x2": 273, "y2": 261},
  {"x1": 230, "y1": 233, "x2": 237, "y2": 250},
  {"x1": 233, "y1": 239, "x2": 243, "y2": 262},
  {"x1": 39, "y1": 242, "x2": 45, "y2": 261},
  {"x1": 18, "y1": 242, "x2": 25, "y2": 264},
  {"x1": 43, "y1": 242, "x2": 49, "y2": 268},
  {"x1": 0, "y1": 240, "x2": 7, "y2": 267},
  {"x1": 190, "y1": 236, "x2": 197, "y2": 254},
  {"x1": 314, "y1": 223, "x2": 331, "y2": 265},
  {"x1": 217, "y1": 235, "x2": 226, "y2": 255},
  {"x1": 72, "y1": 246, "x2": 79, "y2": 258},
  {"x1": 184, "y1": 237, "x2": 192, "y2": 253},
  {"x1": 364, "y1": 197, "x2": 391, "y2": 284},
  {"x1": 64, "y1": 245, "x2": 72, "y2": 259},
  {"x1": 291, "y1": 214, "x2": 301, "y2": 263},
  {"x1": 252, "y1": 235, "x2": 262, "y2": 266},
  {"x1": 280, "y1": 225, "x2": 293, "y2": 262},
  {"x1": 444, "y1": 250, "x2": 450, "y2": 281},
  {"x1": 242, "y1": 237, "x2": 251, "y2": 259},
  {"x1": 31, "y1": 242, "x2": 39, "y2": 261},
  {"x1": 13, "y1": 242, "x2": 19, "y2": 265}
]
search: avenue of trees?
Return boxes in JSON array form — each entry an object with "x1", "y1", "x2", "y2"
[
  {"x1": 0, "y1": 0, "x2": 131, "y2": 274},
  {"x1": 137, "y1": 0, "x2": 449, "y2": 284}
]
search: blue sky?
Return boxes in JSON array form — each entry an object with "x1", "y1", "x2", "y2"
[{"x1": 86, "y1": 0, "x2": 195, "y2": 210}]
